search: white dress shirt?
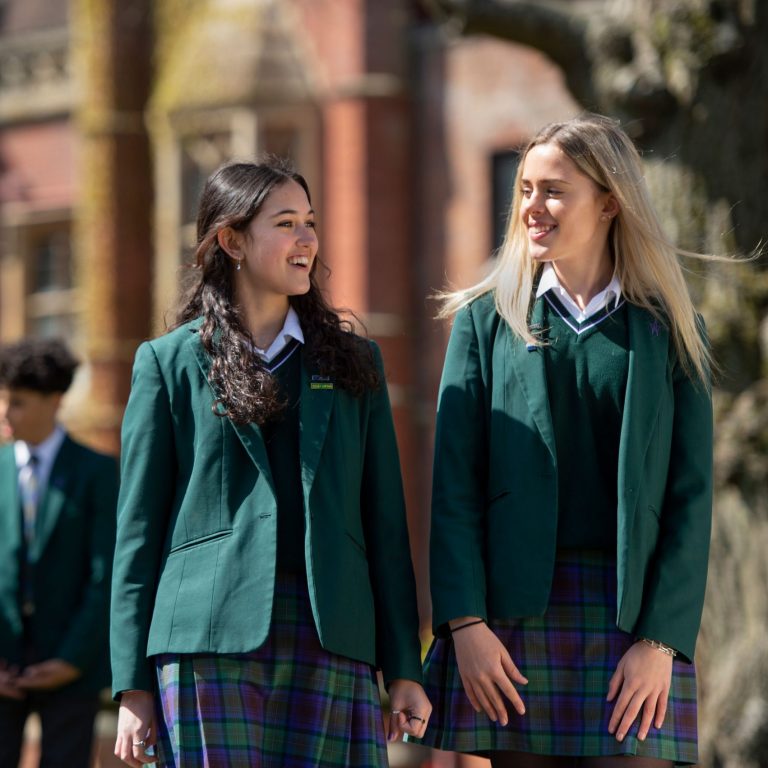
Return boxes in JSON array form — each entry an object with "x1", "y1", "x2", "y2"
[
  {"x1": 253, "y1": 306, "x2": 305, "y2": 363},
  {"x1": 536, "y1": 263, "x2": 622, "y2": 323},
  {"x1": 15, "y1": 424, "x2": 66, "y2": 495}
]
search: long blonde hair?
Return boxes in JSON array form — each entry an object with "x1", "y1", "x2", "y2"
[{"x1": 441, "y1": 113, "x2": 711, "y2": 381}]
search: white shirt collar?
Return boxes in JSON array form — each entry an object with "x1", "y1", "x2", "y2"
[
  {"x1": 15, "y1": 424, "x2": 65, "y2": 466},
  {"x1": 14, "y1": 424, "x2": 66, "y2": 490},
  {"x1": 536, "y1": 263, "x2": 622, "y2": 323},
  {"x1": 253, "y1": 306, "x2": 304, "y2": 363}
]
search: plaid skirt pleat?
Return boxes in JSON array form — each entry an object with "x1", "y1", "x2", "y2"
[
  {"x1": 153, "y1": 573, "x2": 388, "y2": 768},
  {"x1": 418, "y1": 551, "x2": 698, "y2": 764}
]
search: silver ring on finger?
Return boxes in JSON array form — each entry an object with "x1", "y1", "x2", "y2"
[{"x1": 133, "y1": 740, "x2": 146, "y2": 748}]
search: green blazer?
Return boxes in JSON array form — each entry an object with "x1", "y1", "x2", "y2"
[
  {"x1": 430, "y1": 293, "x2": 713, "y2": 662},
  {"x1": 0, "y1": 436, "x2": 118, "y2": 694},
  {"x1": 110, "y1": 321, "x2": 422, "y2": 696}
]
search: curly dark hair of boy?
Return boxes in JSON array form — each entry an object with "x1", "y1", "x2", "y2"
[
  {"x1": 173, "y1": 158, "x2": 380, "y2": 425},
  {"x1": 0, "y1": 337, "x2": 79, "y2": 394}
]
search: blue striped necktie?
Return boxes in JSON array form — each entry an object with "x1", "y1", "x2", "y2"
[
  {"x1": 19, "y1": 452, "x2": 40, "y2": 549},
  {"x1": 19, "y1": 452, "x2": 40, "y2": 617}
]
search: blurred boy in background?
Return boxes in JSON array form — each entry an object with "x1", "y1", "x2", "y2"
[{"x1": 0, "y1": 338, "x2": 117, "y2": 768}]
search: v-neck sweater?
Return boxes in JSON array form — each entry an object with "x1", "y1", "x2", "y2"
[
  {"x1": 541, "y1": 292, "x2": 629, "y2": 550},
  {"x1": 260, "y1": 340, "x2": 305, "y2": 573}
]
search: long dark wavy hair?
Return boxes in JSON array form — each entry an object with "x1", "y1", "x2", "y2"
[{"x1": 173, "y1": 158, "x2": 380, "y2": 425}]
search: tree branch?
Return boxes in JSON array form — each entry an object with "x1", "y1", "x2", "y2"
[{"x1": 424, "y1": 0, "x2": 596, "y2": 105}]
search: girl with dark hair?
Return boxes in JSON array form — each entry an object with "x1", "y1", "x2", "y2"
[{"x1": 110, "y1": 159, "x2": 430, "y2": 767}]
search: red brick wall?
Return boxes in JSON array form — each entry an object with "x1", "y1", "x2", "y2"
[{"x1": 0, "y1": 120, "x2": 78, "y2": 210}]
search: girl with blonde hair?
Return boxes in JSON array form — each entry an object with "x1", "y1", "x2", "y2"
[{"x1": 418, "y1": 113, "x2": 712, "y2": 766}]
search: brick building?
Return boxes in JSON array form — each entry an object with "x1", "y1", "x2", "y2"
[{"x1": 0, "y1": 2, "x2": 577, "y2": 764}]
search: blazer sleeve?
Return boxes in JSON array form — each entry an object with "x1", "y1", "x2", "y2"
[
  {"x1": 360, "y1": 342, "x2": 423, "y2": 685},
  {"x1": 56, "y1": 453, "x2": 118, "y2": 672},
  {"x1": 430, "y1": 303, "x2": 490, "y2": 635},
  {"x1": 110, "y1": 342, "x2": 176, "y2": 697},
  {"x1": 634, "y1": 326, "x2": 713, "y2": 663}
]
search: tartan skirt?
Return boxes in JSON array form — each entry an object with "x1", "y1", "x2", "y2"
[
  {"x1": 418, "y1": 551, "x2": 698, "y2": 764},
  {"x1": 153, "y1": 573, "x2": 388, "y2": 767}
]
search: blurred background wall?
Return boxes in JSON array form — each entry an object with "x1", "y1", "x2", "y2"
[{"x1": 0, "y1": 1, "x2": 766, "y2": 766}]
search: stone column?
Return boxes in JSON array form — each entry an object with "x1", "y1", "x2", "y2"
[{"x1": 71, "y1": 0, "x2": 153, "y2": 454}]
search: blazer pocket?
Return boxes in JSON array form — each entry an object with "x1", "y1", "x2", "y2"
[
  {"x1": 169, "y1": 529, "x2": 233, "y2": 555},
  {"x1": 487, "y1": 489, "x2": 511, "y2": 506},
  {"x1": 345, "y1": 530, "x2": 368, "y2": 556}
]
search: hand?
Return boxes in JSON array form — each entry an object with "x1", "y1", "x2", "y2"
[
  {"x1": 387, "y1": 678, "x2": 432, "y2": 742},
  {"x1": 17, "y1": 658, "x2": 81, "y2": 690},
  {"x1": 607, "y1": 640, "x2": 674, "y2": 742},
  {"x1": 0, "y1": 660, "x2": 25, "y2": 700},
  {"x1": 115, "y1": 690, "x2": 158, "y2": 766},
  {"x1": 450, "y1": 617, "x2": 527, "y2": 725}
]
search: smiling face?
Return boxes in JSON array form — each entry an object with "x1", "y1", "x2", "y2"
[
  {"x1": 225, "y1": 179, "x2": 318, "y2": 307},
  {"x1": 520, "y1": 142, "x2": 617, "y2": 272}
]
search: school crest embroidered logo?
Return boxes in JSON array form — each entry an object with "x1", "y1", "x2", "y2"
[{"x1": 649, "y1": 319, "x2": 661, "y2": 337}]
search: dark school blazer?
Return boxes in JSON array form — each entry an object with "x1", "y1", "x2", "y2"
[
  {"x1": 110, "y1": 320, "x2": 422, "y2": 696},
  {"x1": 0, "y1": 436, "x2": 118, "y2": 694},
  {"x1": 430, "y1": 292, "x2": 713, "y2": 662}
]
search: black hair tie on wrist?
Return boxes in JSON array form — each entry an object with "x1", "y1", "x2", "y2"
[{"x1": 450, "y1": 618, "x2": 486, "y2": 634}]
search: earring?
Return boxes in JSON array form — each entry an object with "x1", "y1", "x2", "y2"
[{"x1": 235, "y1": 259, "x2": 242, "y2": 271}]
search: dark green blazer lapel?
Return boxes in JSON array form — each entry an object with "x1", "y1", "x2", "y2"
[
  {"x1": 299, "y1": 350, "x2": 335, "y2": 495},
  {"x1": 189, "y1": 330, "x2": 275, "y2": 494},
  {"x1": 616, "y1": 304, "x2": 669, "y2": 588},
  {"x1": 0, "y1": 447, "x2": 20, "y2": 554},
  {"x1": 35, "y1": 436, "x2": 73, "y2": 559},
  {"x1": 508, "y1": 298, "x2": 557, "y2": 463}
]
